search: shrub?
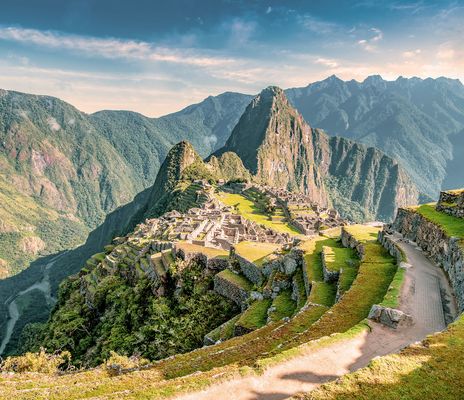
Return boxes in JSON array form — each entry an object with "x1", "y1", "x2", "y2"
[
  {"x1": 0, "y1": 348, "x2": 71, "y2": 374},
  {"x1": 104, "y1": 351, "x2": 149, "y2": 376}
]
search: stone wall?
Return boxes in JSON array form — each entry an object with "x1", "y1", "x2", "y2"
[
  {"x1": 392, "y1": 208, "x2": 464, "y2": 311},
  {"x1": 213, "y1": 273, "x2": 250, "y2": 309},
  {"x1": 321, "y1": 247, "x2": 340, "y2": 283},
  {"x1": 341, "y1": 227, "x2": 365, "y2": 258},
  {"x1": 378, "y1": 229, "x2": 405, "y2": 264},
  {"x1": 234, "y1": 254, "x2": 264, "y2": 285},
  {"x1": 436, "y1": 190, "x2": 464, "y2": 219}
]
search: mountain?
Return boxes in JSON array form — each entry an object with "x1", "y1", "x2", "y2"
[
  {"x1": 0, "y1": 89, "x2": 251, "y2": 276},
  {"x1": 0, "y1": 140, "x2": 250, "y2": 355},
  {"x1": 213, "y1": 86, "x2": 419, "y2": 221},
  {"x1": 285, "y1": 75, "x2": 464, "y2": 198}
]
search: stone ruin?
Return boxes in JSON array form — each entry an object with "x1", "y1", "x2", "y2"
[
  {"x1": 436, "y1": 190, "x2": 464, "y2": 219},
  {"x1": 262, "y1": 186, "x2": 348, "y2": 235}
]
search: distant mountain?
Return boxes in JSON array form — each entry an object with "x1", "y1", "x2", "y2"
[
  {"x1": 213, "y1": 86, "x2": 418, "y2": 221},
  {"x1": 285, "y1": 75, "x2": 464, "y2": 198},
  {"x1": 0, "y1": 89, "x2": 251, "y2": 276}
]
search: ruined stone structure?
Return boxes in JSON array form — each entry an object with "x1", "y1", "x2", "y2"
[
  {"x1": 436, "y1": 190, "x2": 464, "y2": 219},
  {"x1": 263, "y1": 186, "x2": 348, "y2": 235}
]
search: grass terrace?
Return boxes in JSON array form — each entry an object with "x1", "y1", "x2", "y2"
[
  {"x1": 234, "y1": 241, "x2": 281, "y2": 267},
  {"x1": 216, "y1": 269, "x2": 253, "y2": 291},
  {"x1": 206, "y1": 314, "x2": 241, "y2": 343},
  {"x1": 268, "y1": 289, "x2": 297, "y2": 322},
  {"x1": 236, "y1": 299, "x2": 272, "y2": 331},
  {"x1": 411, "y1": 204, "x2": 464, "y2": 242},
  {"x1": 299, "y1": 314, "x2": 464, "y2": 400},
  {"x1": 175, "y1": 242, "x2": 229, "y2": 258},
  {"x1": 217, "y1": 191, "x2": 300, "y2": 235}
]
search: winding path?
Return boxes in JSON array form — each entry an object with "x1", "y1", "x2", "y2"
[
  {"x1": 0, "y1": 252, "x2": 65, "y2": 355},
  {"x1": 174, "y1": 233, "x2": 458, "y2": 400}
]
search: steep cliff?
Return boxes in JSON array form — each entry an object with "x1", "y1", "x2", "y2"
[{"x1": 214, "y1": 87, "x2": 419, "y2": 221}]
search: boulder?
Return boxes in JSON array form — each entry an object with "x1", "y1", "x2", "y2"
[{"x1": 368, "y1": 304, "x2": 412, "y2": 329}]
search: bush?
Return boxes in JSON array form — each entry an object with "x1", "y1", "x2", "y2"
[
  {"x1": 104, "y1": 351, "x2": 149, "y2": 376},
  {"x1": 1, "y1": 348, "x2": 71, "y2": 374}
]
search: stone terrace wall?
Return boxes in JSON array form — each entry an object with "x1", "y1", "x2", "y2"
[
  {"x1": 392, "y1": 208, "x2": 464, "y2": 311},
  {"x1": 341, "y1": 227, "x2": 365, "y2": 258},
  {"x1": 436, "y1": 190, "x2": 464, "y2": 219},
  {"x1": 378, "y1": 229, "x2": 405, "y2": 264},
  {"x1": 213, "y1": 273, "x2": 250, "y2": 309}
]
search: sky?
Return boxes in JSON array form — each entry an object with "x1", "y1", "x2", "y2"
[{"x1": 0, "y1": 0, "x2": 463, "y2": 117}]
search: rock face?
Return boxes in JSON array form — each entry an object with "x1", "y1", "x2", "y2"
[
  {"x1": 392, "y1": 208, "x2": 464, "y2": 311},
  {"x1": 213, "y1": 87, "x2": 419, "y2": 221},
  {"x1": 368, "y1": 304, "x2": 412, "y2": 328},
  {"x1": 286, "y1": 75, "x2": 464, "y2": 199},
  {"x1": 213, "y1": 87, "x2": 330, "y2": 206}
]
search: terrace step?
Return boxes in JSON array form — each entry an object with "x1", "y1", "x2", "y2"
[{"x1": 234, "y1": 298, "x2": 273, "y2": 336}]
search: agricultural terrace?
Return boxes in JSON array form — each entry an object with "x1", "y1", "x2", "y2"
[{"x1": 216, "y1": 190, "x2": 301, "y2": 236}]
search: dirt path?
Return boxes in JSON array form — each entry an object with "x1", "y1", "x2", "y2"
[
  {"x1": 0, "y1": 253, "x2": 65, "y2": 355},
  {"x1": 174, "y1": 234, "x2": 457, "y2": 400}
]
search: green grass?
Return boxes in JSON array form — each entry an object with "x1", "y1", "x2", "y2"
[
  {"x1": 216, "y1": 269, "x2": 253, "y2": 291},
  {"x1": 303, "y1": 314, "x2": 464, "y2": 400},
  {"x1": 206, "y1": 314, "x2": 241, "y2": 343},
  {"x1": 380, "y1": 267, "x2": 406, "y2": 308},
  {"x1": 268, "y1": 290, "x2": 297, "y2": 322},
  {"x1": 308, "y1": 281, "x2": 337, "y2": 307},
  {"x1": 234, "y1": 241, "x2": 280, "y2": 266},
  {"x1": 236, "y1": 299, "x2": 272, "y2": 330},
  {"x1": 217, "y1": 192, "x2": 300, "y2": 235},
  {"x1": 322, "y1": 246, "x2": 357, "y2": 273},
  {"x1": 176, "y1": 242, "x2": 229, "y2": 258},
  {"x1": 413, "y1": 204, "x2": 464, "y2": 241},
  {"x1": 343, "y1": 224, "x2": 380, "y2": 242}
]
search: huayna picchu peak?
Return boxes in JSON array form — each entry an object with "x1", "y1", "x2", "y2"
[{"x1": 213, "y1": 86, "x2": 419, "y2": 221}]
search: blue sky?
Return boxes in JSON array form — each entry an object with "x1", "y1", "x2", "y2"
[{"x1": 0, "y1": 0, "x2": 462, "y2": 116}]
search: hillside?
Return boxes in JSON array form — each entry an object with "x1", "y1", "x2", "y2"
[
  {"x1": 286, "y1": 75, "x2": 464, "y2": 198},
  {"x1": 0, "y1": 90, "x2": 251, "y2": 276},
  {"x1": 213, "y1": 86, "x2": 419, "y2": 221}
]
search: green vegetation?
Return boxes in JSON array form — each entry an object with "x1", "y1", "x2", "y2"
[
  {"x1": 268, "y1": 290, "x2": 297, "y2": 322},
  {"x1": 236, "y1": 299, "x2": 272, "y2": 331},
  {"x1": 380, "y1": 267, "x2": 406, "y2": 308},
  {"x1": 36, "y1": 259, "x2": 238, "y2": 367},
  {"x1": 206, "y1": 314, "x2": 241, "y2": 343},
  {"x1": 413, "y1": 204, "x2": 464, "y2": 241},
  {"x1": 0, "y1": 348, "x2": 71, "y2": 374},
  {"x1": 308, "y1": 281, "x2": 337, "y2": 307},
  {"x1": 322, "y1": 246, "x2": 357, "y2": 274},
  {"x1": 216, "y1": 269, "x2": 253, "y2": 291},
  {"x1": 303, "y1": 314, "x2": 464, "y2": 400},
  {"x1": 176, "y1": 242, "x2": 228, "y2": 258},
  {"x1": 217, "y1": 191, "x2": 299, "y2": 235},
  {"x1": 234, "y1": 241, "x2": 281, "y2": 266}
]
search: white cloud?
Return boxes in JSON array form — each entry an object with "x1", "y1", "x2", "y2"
[
  {"x1": 266, "y1": 6, "x2": 272, "y2": 14},
  {"x1": 314, "y1": 57, "x2": 339, "y2": 68},
  {"x1": 402, "y1": 49, "x2": 421, "y2": 58},
  {"x1": 0, "y1": 27, "x2": 234, "y2": 67},
  {"x1": 297, "y1": 15, "x2": 339, "y2": 34},
  {"x1": 357, "y1": 27, "x2": 383, "y2": 52}
]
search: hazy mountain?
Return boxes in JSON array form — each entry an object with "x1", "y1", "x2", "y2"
[{"x1": 285, "y1": 75, "x2": 464, "y2": 198}]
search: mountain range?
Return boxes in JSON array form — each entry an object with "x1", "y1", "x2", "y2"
[{"x1": 0, "y1": 86, "x2": 418, "y2": 355}]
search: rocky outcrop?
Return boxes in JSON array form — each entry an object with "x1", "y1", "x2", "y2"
[
  {"x1": 368, "y1": 304, "x2": 412, "y2": 328},
  {"x1": 392, "y1": 208, "x2": 464, "y2": 311}
]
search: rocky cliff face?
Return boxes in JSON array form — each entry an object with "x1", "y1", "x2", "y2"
[
  {"x1": 214, "y1": 87, "x2": 418, "y2": 221},
  {"x1": 391, "y1": 207, "x2": 464, "y2": 311},
  {"x1": 213, "y1": 87, "x2": 330, "y2": 206}
]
